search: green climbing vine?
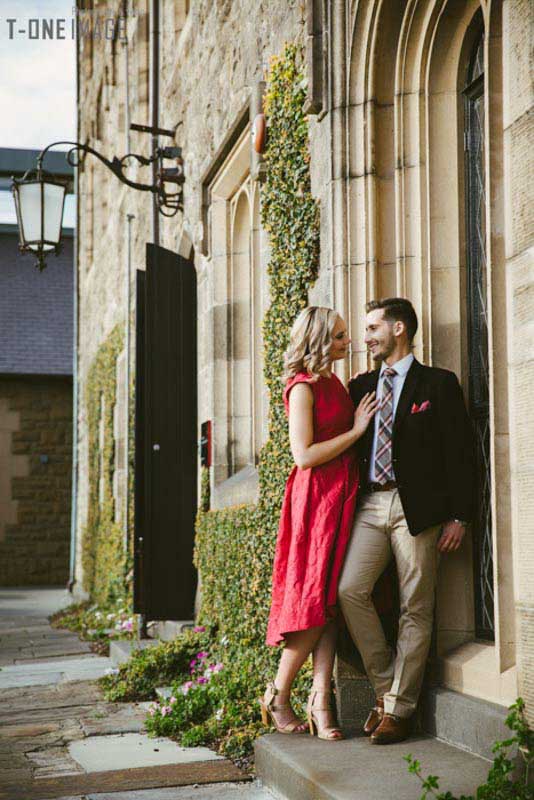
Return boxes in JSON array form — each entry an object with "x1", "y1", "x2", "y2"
[
  {"x1": 102, "y1": 42, "x2": 321, "y2": 762},
  {"x1": 195, "y1": 40, "x2": 319, "y2": 659},
  {"x1": 81, "y1": 323, "x2": 135, "y2": 607}
]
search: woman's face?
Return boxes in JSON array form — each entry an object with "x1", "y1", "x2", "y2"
[{"x1": 330, "y1": 315, "x2": 351, "y2": 361}]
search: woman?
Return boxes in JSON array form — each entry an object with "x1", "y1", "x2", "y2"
[{"x1": 260, "y1": 306, "x2": 377, "y2": 740}]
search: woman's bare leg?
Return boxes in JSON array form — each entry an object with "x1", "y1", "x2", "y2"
[
  {"x1": 264, "y1": 625, "x2": 324, "y2": 730},
  {"x1": 275, "y1": 625, "x2": 324, "y2": 690},
  {"x1": 311, "y1": 618, "x2": 338, "y2": 690},
  {"x1": 310, "y1": 618, "x2": 342, "y2": 736}
]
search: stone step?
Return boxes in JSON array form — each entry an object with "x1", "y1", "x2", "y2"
[
  {"x1": 148, "y1": 619, "x2": 195, "y2": 641},
  {"x1": 255, "y1": 732, "x2": 491, "y2": 800},
  {"x1": 155, "y1": 685, "x2": 173, "y2": 700},
  {"x1": 49, "y1": 783, "x2": 276, "y2": 799},
  {"x1": 420, "y1": 686, "x2": 510, "y2": 761},
  {"x1": 109, "y1": 638, "x2": 160, "y2": 666},
  {"x1": 335, "y1": 655, "x2": 511, "y2": 761},
  {"x1": 0, "y1": 655, "x2": 113, "y2": 689}
]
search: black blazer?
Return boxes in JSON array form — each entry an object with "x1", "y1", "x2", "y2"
[{"x1": 349, "y1": 359, "x2": 475, "y2": 535}]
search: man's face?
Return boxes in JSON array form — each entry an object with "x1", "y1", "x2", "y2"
[{"x1": 364, "y1": 308, "x2": 396, "y2": 362}]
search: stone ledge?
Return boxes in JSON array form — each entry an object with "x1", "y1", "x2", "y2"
[
  {"x1": 109, "y1": 639, "x2": 160, "y2": 666},
  {"x1": 420, "y1": 686, "x2": 510, "y2": 761},
  {"x1": 148, "y1": 620, "x2": 195, "y2": 642},
  {"x1": 255, "y1": 731, "x2": 490, "y2": 800}
]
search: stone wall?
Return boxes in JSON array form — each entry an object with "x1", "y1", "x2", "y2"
[
  {"x1": 75, "y1": 0, "x2": 533, "y2": 724},
  {"x1": 0, "y1": 377, "x2": 72, "y2": 586},
  {"x1": 503, "y1": 0, "x2": 534, "y2": 725}
]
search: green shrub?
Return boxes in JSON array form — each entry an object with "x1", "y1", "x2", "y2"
[
  {"x1": 50, "y1": 599, "x2": 136, "y2": 655},
  {"x1": 100, "y1": 625, "x2": 214, "y2": 702}
]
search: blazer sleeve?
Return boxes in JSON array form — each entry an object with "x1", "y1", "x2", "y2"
[
  {"x1": 348, "y1": 374, "x2": 370, "y2": 407},
  {"x1": 437, "y1": 372, "x2": 476, "y2": 522}
]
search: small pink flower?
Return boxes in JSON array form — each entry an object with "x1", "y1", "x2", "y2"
[
  {"x1": 189, "y1": 658, "x2": 197, "y2": 668},
  {"x1": 170, "y1": 696, "x2": 177, "y2": 704},
  {"x1": 212, "y1": 662, "x2": 224, "y2": 672},
  {"x1": 197, "y1": 676, "x2": 208, "y2": 684},
  {"x1": 197, "y1": 651, "x2": 208, "y2": 660},
  {"x1": 193, "y1": 625, "x2": 206, "y2": 632}
]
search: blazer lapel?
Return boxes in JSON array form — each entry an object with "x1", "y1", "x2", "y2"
[{"x1": 393, "y1": 359, "x2": 423, "y2": 433}]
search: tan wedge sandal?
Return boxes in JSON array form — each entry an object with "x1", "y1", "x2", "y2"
[
  {"x1": 306, "y1": 688, "x2": 344, "y2": 740},
  {"x1": 258, "y1": 682, "x2": 308, "y2": 734}
]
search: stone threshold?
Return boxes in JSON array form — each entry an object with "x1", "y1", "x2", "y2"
[{"x1": 255, "y1": 731, "x2": 491, "y2": 800}]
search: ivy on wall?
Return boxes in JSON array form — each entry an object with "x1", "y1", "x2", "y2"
[
  {"x1": 82, "y1": 323, "x2": 134, "y2": 607},
  {"x1": 102, "y1": 42, "x2": 320, "y2": 759},
  {"x1": 196, "y1": 41, "x2": 319, "y2": 650},
  {"x1": 192, "y1": 41, "x2": 320, "y2": 744}
]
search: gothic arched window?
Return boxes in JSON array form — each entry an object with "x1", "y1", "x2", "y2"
[{"x1": 463, "y1": 26, "x2": 494, "y2": 639}]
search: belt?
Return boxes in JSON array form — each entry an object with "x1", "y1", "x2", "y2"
[{"x1": 362, "y1": 481, "x2": 398, "y2": 493}]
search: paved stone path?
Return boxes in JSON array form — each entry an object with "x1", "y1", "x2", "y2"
[{"x1": 0, "y1": 588, "x2": 273, "y2": 800}]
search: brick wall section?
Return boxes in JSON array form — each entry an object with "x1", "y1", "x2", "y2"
[{"x1": 0, "y1": 376, "x2": 72, "y2": 586}]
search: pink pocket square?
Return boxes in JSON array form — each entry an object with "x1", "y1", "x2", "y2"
[{"x1": 411, "y1": 400, "x2": 431, "y2": 414}]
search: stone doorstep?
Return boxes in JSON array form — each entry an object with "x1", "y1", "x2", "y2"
[
  {"x1": 109, "y1": 638, "x2": 160, "y2": 667},
  {"x1": 335, "y1": 669, "x2": 511, "y2": 762},
  {"x1": 420, "y1": 686, "x2": 511, "y2": 761},
  {"x1": 149, "y1": 620, "x2": 195, "y2": 642},
  {"x1": 68, "y1": 732, "x2": 225, "y2": 772},
  {"x1": 255, "y1": 732, "x2": 491, "y2": 800}
]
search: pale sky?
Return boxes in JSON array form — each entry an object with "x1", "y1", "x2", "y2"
[{"x1": 0, "y1": 0, "x2": 76, "y2": 151}]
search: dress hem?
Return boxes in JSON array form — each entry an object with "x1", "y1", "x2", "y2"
[{"x1": 265, "y1": 604, "x2": 339, "y2": 647}]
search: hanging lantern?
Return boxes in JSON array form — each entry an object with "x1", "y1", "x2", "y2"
[{"x1": 11, "y1": 170, "x2": 67, "y2": 271}]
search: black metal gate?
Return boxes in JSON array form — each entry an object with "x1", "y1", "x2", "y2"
[
  {"x1": 134, "y1": 243, "x2": 198, "y2": 620},
  {"x1": 464, "y1": 26, "x2": 494, "y2": 640}
]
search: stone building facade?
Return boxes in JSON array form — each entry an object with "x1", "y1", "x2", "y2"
[
  {"x1": 0, "y1": 168, "x2": 73, "y2": 586},
  {"x1": 74, "y1": 0, "x2": 533, "y2": 738}
]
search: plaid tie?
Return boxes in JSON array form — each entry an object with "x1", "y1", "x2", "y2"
[{"x1": 375, "y1": 367, "x2": 397, "y2": 484}]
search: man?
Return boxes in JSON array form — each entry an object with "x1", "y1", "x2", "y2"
[{"x1": 338, "y1": 297, "x2": 475, "y2": 744}]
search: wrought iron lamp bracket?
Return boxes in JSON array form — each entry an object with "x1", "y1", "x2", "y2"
[{"x1": 36, "y1": 140, "x2": 184, "y2": 215}]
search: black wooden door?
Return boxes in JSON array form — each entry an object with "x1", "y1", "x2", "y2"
[{"x1": 134, "y1": 243, "x2": 198, "y2": 620}]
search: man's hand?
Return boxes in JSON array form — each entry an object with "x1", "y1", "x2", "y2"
[{"x1": 437, "y1": 520, "x2": 466, "y2": 553}]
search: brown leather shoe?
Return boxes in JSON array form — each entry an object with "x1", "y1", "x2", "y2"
[
  {"x1": 363, "y1": 697, "x2": 384, "y2": 736},
  {"x1": 370, "y1": 713, "x2": 412, "y2": 744}
]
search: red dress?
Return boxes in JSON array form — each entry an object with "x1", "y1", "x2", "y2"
[{"x1": 266, "y1": 371, "x2": 359, "y2": 646}]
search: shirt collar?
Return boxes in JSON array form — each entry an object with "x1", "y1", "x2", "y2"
[{"x1": 379, "y1": 352, "x2": 414, "y2": 378}]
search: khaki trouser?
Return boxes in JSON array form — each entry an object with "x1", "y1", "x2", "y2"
[{"x1": 338, "y1": 489, "x2": 440, "y2": 718}]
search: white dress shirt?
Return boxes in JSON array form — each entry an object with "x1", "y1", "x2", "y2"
[{"x1": 368, "y1": 353, "x2": 415, "y2": 482}]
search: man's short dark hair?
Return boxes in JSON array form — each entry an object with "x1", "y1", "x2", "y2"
[{"x1": 365, "y1": 297, "x2": 418, "y2": 343}]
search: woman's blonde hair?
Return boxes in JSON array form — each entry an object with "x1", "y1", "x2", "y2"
[{"x1": 284, "y1": 306, "x2": 340, "y2": 381}]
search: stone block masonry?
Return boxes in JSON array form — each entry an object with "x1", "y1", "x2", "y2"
[{"x1": 0, "y1": 376, "x2": 72, "y2": 586}]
